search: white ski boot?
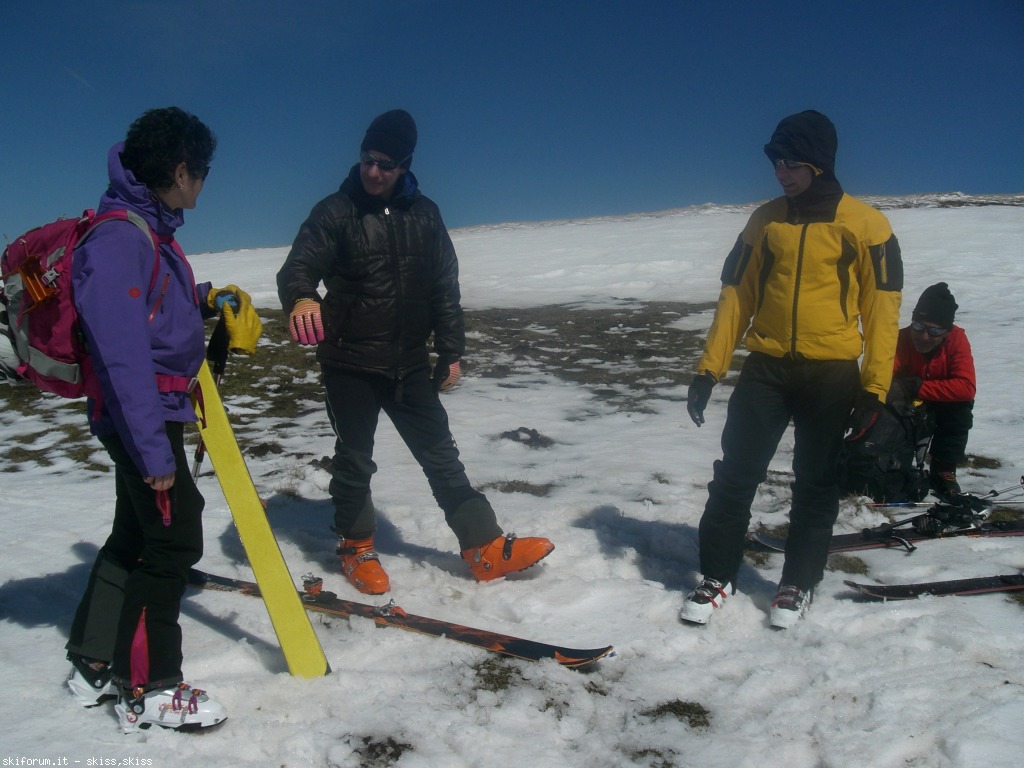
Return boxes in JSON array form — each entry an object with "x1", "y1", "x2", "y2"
[
  {"x1": 770, "y1": 584, "x2": 813, "y2": 629},
  {"x1": 115, "y1": 682, "x2": 227, "y2": 733},
  {"x1": 679, "y1": 577, "x2": 733, "y2": 625},
  {"x1": 66, "y1": 654, "x2": 114, "y2": 707}
]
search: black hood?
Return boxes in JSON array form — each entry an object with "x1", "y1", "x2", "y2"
[{"x1": 763, "y1": 110, "x2": 838, "y2": 175}]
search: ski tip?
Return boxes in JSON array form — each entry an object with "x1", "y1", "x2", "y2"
[
  {"x1": 555, "y1": 646, "x2": 615, "y2": 668},
  {"x1": 843, "y1": 580, "x2": 876, "y2": 596}
]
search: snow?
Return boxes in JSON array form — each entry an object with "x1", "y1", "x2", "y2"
[{"x1": 2, "y1": 198, "x2": 1024, "y2": 767}]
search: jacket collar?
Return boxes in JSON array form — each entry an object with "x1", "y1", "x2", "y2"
[
  {"x1": 339, "y1": 163, "x2": 420, "y2": 213},
  {"x1": 98, "y1": 142, "x2": 184, "y2": 236},
  {"x1": 785, "y1": 175, "x2": 844, "y2": 224}
]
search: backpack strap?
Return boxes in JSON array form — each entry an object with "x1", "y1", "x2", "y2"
[
  {"x1": 81, "y1": 210, "x2": 162, "y2": 297},
  {"x1": 156, "y1": 374, "x2": 198, "y2": 393}
]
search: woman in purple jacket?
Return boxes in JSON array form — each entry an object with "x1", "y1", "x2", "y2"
[{"x1": 64, "y1": 107, "x2": 259, "y2": 733}]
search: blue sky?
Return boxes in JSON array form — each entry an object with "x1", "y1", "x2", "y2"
[{"x1": 2, "y1": 1, "x2": 1021, "y2": 254}]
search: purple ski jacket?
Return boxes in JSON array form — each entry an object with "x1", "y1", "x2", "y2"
[{"x1": 72, "y1": 142, "x2": 214, "y2": 478}]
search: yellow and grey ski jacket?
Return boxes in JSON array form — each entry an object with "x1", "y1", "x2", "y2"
[{"x1": 697, "y1": 193, "x2": 903, "y2": 401}]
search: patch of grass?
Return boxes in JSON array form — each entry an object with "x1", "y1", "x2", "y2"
[
  {"x1": 966, "y1": 454, "x2": 1001, "y2": 471},
  {"x1": 472, "y1": 656, "x2": 523, "y2": 692},
  {"x1": 2, "y1": 445, "x2": 54, "y2": 468},
  {"x1": 639, "y1": 698, "x2": 711, "y2": 729},
  {"x1": 746, "y1": 523, "x2": 786, "y2": 567},
  {"x1": 464, "y1": 301, "x2": 716, "y2": 413},
  {"x1": 479, "y1": 479, "x2": 555, "y2": 497},
  {"x1": 247, "y1": 441, "x2": 284, "y2": 458},
  {"x1": 758, "y1": 522, "x2": 789, "y2": 539},
  {"x1": 989, "y1": 507, "x2": 1023, "y2": 523},
  {"x1": 827, "y1": 553, "x2": 870, "y2": 575},
  {"x1": 628, "y1": 748, "x2": 677, "y2": 768},
  {"x1": 744, "y1": 546, "x2": 774, "y2": 569},
  {"x1": 499, "y1": 427, "x2": 555, "y2": 448},
  {"x1": 350, "y1": 735, "x2": 413, "y2": 767},
  {"x1": 0, "y1": 380, "x2": 52, "y2": 412}
]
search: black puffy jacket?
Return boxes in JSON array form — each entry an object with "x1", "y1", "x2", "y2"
[{"x1": 277, "y1": 165, "x2": 464, "y2": 378}]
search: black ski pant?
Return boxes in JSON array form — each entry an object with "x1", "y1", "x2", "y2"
[
  {"x1": 66, "y1": 421, "x2": 204, "y2": 691},
  {"x1": 698, "y1": 353, "x2": 861, "y2": 591},
  {"x1": 322, "y1": 366, "x2": 500, "y2": 550},
  {"x1": 926, "y1": 399, "x2": 973, "y2": 466}
]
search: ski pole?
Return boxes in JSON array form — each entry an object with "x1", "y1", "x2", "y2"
[
  {"x1": 192, "y1": 309, "x2": 231, "y2": 479},
  {"x1": 867, "y1": 476, "x2": 1024, "y2": 509}
]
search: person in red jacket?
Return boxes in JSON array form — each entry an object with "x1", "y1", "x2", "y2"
[{"x1": 889, "y1": 282, "x2": 975, "y2": 497}]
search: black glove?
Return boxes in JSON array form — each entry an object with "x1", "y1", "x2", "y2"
[
  {"x1": 432, "y1": 353, "x2": 460, "y2": 392},
  {"x1": 845, "y1": 390, "x2": 883, "y2": 442},
  {"x1": 686, "y1": 374, "x2": 716, "y2": 427},
  {"x1": 887, "y1": 376, "x2": 923, "y2": 407}
]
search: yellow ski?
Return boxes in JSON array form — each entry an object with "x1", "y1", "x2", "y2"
[{"x1": 192, "y1": 360, "x2": 330, "y2": 678}]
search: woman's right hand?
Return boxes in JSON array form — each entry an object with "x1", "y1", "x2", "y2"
[{"x1": 145, "y1": 473, "x2": 176, "y2": 491}]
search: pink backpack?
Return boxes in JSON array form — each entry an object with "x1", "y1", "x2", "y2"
[{"x1": 1, "y1": 209, "x2": 160, "y2": 398}]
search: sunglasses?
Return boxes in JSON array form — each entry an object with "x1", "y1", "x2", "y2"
[
  {"x1": 190, "y1": 164, "x2": 211, "y2": 181},
  {"x1": 360, "y1": 151, "x2": 408, "y2": 172},
  {"x1": 772, "y1": 158, "x2": 821, "y2": 172},
  {"x1": 911, "y1": 320, "x2": 948, "y2": 337}
]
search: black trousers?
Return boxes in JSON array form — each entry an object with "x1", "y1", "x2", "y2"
[
  {"x1": 698, "y1": 353, "x2": 861, "y2": 590},
  {"x1": 927, "y1": 400, "x2": 973, "y2": 466},
  {"x1": 66, "y1": 421, "x2": 204, "y2": 690},
  {"x1": 322, "y1": 366, "x2": 499, "y2": 549}
]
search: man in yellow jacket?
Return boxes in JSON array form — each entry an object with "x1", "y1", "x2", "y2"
[{"x1": 680, "y1": 110, "x2": 902, "y2": 629}]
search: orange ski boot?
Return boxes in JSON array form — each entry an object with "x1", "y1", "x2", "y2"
[
  {"x1": 462, "y1": 533, "x2": 554, "y2": 582},
  {"x1": 338, "y1": 537, "x2": 390, "y2": 594}
]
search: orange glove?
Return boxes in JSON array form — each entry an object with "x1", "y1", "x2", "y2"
[
  {"x1": 437, "y1": 359, "x2": 461, "y2": 393},
  {"x1": 289, "y1": 299, "x2": 324, "y2": 345},
  {"x1": 432, "y1": 355, "x2": 461, "y2": 392}
]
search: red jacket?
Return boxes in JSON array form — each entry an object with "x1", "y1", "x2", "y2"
[{"x1": 893, "y1": 325, "x2": 976, "y2": 402}]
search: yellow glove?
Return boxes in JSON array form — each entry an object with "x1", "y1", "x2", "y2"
[{"x1": 210, "y1": 285, "x2": 263, "y2": 355}]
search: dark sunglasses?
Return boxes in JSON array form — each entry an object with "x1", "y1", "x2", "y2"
[
  {"x1": 190, "y1": 164, "x2": 211, "y2": 181},
  {"x1": 359, "y1": 151, "x2": 408, "y2": 172},
  {"x1": 773, "y1": 158, "x2": 818, "y2": 171},
  {"x1": 911, "y1": 320, "x2": 948, "y2": 337},
  {"x1": 773, "y1": 158, "x2": 803, "y2": 169}
]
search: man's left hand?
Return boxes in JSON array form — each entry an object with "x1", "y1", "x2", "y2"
[{"x1": 432, "y1": 354, "x2": 461, "y2": 392}]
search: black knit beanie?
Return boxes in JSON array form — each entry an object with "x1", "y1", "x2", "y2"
[
  {"x1": 361, "y1": 109, "x2": 417, "y2": 169},
  {"x1": 763, "y1": 110, "x2": 838, "y2": 174},
  {"x1": 912, "y1": 282, "x2": 958, "y2": 328}
]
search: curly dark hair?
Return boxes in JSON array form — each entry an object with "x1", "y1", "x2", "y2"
[{"x1": 120, "y1": 107, "x2": 216, "y2": 191}]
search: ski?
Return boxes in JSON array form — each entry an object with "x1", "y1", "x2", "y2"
[
  {"x1": 750, "y1": 519, "x2": 1024, "y2": 554},
  {"x1": 188, "y1": 569, "x2": 614, "y2": 669},
  {"x1": 844, "y1": 574, "x2": 1024, "y2": 600},
  {"x1": 192, "y1": 361, "x2": 330, "y2": 679}
]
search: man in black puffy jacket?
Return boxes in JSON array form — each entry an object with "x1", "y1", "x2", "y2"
[{"x1": 277, "y1": 109, "x2": 552, "y2": 595}]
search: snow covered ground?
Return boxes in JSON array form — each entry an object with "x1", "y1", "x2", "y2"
[{"x1": 2, "y1": 197, "x2": 1023, "y2": 767}]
